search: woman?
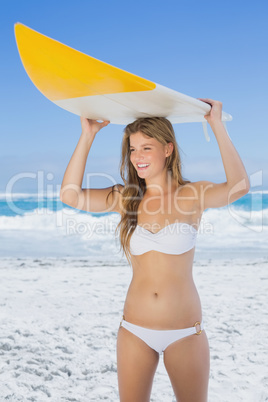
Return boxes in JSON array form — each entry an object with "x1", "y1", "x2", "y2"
[{"x1": 60, "y1": 98, "x2": 250, "y2": 402}]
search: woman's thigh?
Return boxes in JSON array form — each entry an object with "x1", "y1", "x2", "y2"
[
  {"x1": 117, "y1": 326, "x2": 160, "y2": 402},
  {"x1": 163, "y1": 331, "x2": 210, "y2": 402}
]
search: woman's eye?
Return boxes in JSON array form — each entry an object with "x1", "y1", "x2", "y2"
[{"x1": 129, "y1": 148, "x2": 150, "y2": 152}]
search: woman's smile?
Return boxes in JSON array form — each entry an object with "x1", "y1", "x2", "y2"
[{"x1": 137, "y1": 163, "x2": 150, "y2": 171}]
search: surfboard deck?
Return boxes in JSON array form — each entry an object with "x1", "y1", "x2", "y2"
[{"x1": 14, "y1": 23, "x2": 232, "y2": 141}]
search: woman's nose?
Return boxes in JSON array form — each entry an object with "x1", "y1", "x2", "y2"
[{"x1": 134, "y1": 150, "x2": 144, "y2": 160}]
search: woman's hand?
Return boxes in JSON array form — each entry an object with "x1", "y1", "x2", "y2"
[
  {"x1": 197, "y1": 98, "x2": 223, "y2": 127},
  {"x1": 80, "y1": 116, "x2": 110, "y2": 137}
]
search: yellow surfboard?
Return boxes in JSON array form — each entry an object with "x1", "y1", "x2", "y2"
[{"x1": 14, "y1": 23, "x2": 232, "y2": 141}]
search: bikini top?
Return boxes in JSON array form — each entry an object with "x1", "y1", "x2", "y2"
[{"x1": 129, "y1": 222, "x2": 198, "y2": 256}]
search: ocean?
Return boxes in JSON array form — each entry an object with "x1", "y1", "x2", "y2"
[{"x1": 0, "y1": 191, "x2": 267, "y2": 262}]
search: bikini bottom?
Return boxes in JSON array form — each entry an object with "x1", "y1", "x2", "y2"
[{"x1": 119, "y1": 315, "x2": 204, "y2": 355}]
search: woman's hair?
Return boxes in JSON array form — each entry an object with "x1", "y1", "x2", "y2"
[{"x1": 107, "y1": 117, "x2": 190, "y2": 264}]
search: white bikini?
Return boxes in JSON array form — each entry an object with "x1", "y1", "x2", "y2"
[
  {"x1": 130, "y1": 221, "x2": 198, "y2": 255},
  {"x1": 119, "y1": 221, "x2": 204, "y2": 355}
]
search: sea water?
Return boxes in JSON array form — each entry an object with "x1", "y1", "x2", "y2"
[{"x1": 0, "y1": 191, "x2": 267, "y2": 261}]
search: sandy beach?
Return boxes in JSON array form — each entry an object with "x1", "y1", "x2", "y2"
[{"x1": 0, "y1": 256, "x2": 267, "y2": 401}]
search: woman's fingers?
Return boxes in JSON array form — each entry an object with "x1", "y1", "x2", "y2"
[
  {"x1": 96, "y1": 120, "x2": 110, "y2": 131},
  {"x1": 197, "y1": 98, "x2": 213, "y2": 107},
  {"x1": 100, "y1": 120, "x2": 110, "y2": 128},
  {"x1": 197, "y1": 98, "x2": 222, "y2": 106},
  {"x1": 197, "y1": 98, "x2": 223, "y2": 125},
  {"x1": 80, "y1": 117, "x2": 110, "y2": 136}
]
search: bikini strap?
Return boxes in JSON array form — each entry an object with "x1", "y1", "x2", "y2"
[{"x1": 119, "y1": 314, "x2": 125, "y2": 328}]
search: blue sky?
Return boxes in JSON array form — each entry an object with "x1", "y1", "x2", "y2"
[{"x1": 0, "y1": 0, "x2": 267, "y2": 193}]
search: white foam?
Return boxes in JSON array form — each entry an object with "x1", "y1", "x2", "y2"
[
  {"x1": 0, "y1": 205, "x2": 267, "y2": 259},
  {"x1": 0, "y1": 209, "x2": 123, "y2": 260}
]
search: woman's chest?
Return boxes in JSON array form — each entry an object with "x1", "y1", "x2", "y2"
[{"x1": 137, "y1": 193, "x2": 200, "y2": 229}]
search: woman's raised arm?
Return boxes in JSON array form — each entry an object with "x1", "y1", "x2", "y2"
[
  {"x1": 194, "y1": 99, "x2": 250, "y2": 211},
  {"x1": 60, "y1": 117, "x2": 123, "y2": 213}
]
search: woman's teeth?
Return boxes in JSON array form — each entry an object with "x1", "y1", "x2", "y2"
[{"x1": 137, "y1": 164, "x2": 150, "y2": 169}]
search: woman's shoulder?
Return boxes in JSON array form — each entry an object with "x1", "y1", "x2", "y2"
[
  {"x1": 111, "y1": 183, "x2": 125, "y2": 193},
  {"x1": 117, "y1": 184, "x2": 125, "y2": 193},
  {"x1": 107, "y1": 184, "x2": 125, "y2": 214},
  {"x1": 176, "y1": 181, "x2": 208, "y2": 209}
]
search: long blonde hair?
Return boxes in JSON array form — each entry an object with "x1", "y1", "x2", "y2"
[{"x1": 108, "y1": 117, "x2": 190, "y2": 264}]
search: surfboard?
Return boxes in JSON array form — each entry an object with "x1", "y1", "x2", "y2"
[{"x1": 14, "y1": 23, "x2": 232, "y2": 142}]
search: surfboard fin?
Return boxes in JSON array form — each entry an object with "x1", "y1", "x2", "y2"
[{"x1": 202, "y1": 121, "x2": 210, "y2": 142}]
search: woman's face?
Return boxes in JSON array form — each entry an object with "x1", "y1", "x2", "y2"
[{"x1": 129, "y1": 131, "x2": 173, "y2": 180}]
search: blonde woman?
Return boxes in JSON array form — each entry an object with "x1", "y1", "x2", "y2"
[{"x1": 60, "y1": 98, "x2": 249, "y2": 402}]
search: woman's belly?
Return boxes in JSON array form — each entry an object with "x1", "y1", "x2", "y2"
[{"x1": 123, "y1": 250, "x2": 202, "y2": 329}]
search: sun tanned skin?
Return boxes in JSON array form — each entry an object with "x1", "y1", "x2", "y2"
[{"x1": 60, "y1": 99, "x2": 250, "y2": 402}]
